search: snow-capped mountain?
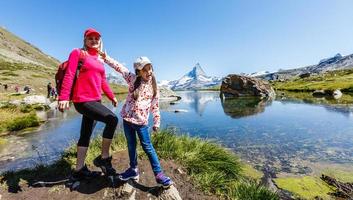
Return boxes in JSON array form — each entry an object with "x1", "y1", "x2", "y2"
[
  {"x1": 106, "y1": 72, "x2": 127, "y2": 86},
  {"x1": 161, "y1": 63, "x2": 222, "y2": 90},
  {"x1": 243, "y1": 70, "x2": 274, "y2": 77}
]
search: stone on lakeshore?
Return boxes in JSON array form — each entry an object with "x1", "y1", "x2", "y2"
[
  {"x1": 23, "y1": 95, "x2": 50, "y2": 105},
  {"x1": 49, "y1": 101, "x2": 58, "y2": 110},
  {"x1": 332, "y1": 89, "x2": 342, "y2": 99},
  {"x1": 159, "y1": 86, "x2": 181, "y2": 102},
  {"x1": 9, "y1": 99, "x2": 22, "y2": 105},
  {"x1": 220, "y1": 74, "x2": 275, "y2": 99},
  {"x1": 150, "y1": 185, "x2": 182, "y2": 200}
]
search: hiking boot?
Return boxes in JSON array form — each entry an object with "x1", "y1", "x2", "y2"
[
  {"x1": 93, "y1": 155, "x2": 116, "y2": 176},
  {"x1": 119, "y1": 167, "x2": 139, "y2": 181},
  {"x1": 70, "y1": 165, "x2": 101, "y2": 181},
  {"x1": 155, "y1": 172, "x2": 173, "y2": 188}
]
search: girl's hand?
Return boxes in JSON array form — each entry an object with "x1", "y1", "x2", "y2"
[
  {"x1": 99, "y1": 50, "x2": 107, "y2": 60},
  {"x1": 152, "y1": 126, "x2": 159, "y2": 132},
  {"x1": 58, "y1": 100, "x2": 70, "y2": 111},
  {"x1": 112, "y1": 97, "x2": 118, "y2": 107}
]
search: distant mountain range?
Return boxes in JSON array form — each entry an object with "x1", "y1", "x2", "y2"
[
  {"x1": 106, "y1": 72, "x2": 128, "y2": 86},
  {"x1": 159, "y1": 63, "x2": 222, "y2": 90},
  {"x1": 252, "y1": 53, "x2": 353, "y2": 80}
]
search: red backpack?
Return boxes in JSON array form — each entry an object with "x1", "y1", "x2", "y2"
[{"x1": 55, "y1": 49, "x2": 87, "y2": 100}]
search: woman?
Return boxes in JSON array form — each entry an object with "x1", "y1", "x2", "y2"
[{"x1": 58, "y1": 28, "x2": 118, "y2": 181}]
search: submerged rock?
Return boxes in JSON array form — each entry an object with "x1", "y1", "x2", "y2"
[{"x1": 220, "y1": 74, "x2": 275, "y2": 99}]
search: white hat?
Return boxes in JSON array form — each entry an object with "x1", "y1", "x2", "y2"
[{"x1": 134, "y1": 56, "x2": 152, "y2": 70}]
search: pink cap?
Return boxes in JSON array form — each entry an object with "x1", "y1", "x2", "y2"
[{"x1": 84, "y1": 28, "x2": 101, "y2": 38}]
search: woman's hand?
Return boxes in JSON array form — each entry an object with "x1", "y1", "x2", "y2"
[
  {"x1": 58, "y1": 100, "x2": 70, "y2": 111},
  {"x1": 112, "y1": 97, "x2": 118, "y2": 107}
]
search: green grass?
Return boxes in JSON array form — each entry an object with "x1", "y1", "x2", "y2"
[
  {"x1": 0, "y1": 130, "x2": 278, "y2": 199},
  {"x1": 109, "y1": 83, "x2": 128, "y2": 94},
  {"x1": 274, "y1": 176, "x2": 334, "y2": 199},
  {"x1": 1, "y1": 71, "x2": 19, "y2": 76},
  {"x1": 0, "y1": 103, "x2": 45, "y2": 134},
  {"x1": 6, "y1": 112, "x2": 40, "y2": 131},
  {"x1": 151, "y1": 131, "x2": 278, "y2": 199},
  {"x1": 272, "y1": 69, "x2": 353, "y2": 92},
  {"x1": 322, "y1": 169, "x2": 353, "y2": 183},
  {"x1": 241, "y1": 164, "x2": 263, "y2": 180}
]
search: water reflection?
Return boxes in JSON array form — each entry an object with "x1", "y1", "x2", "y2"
[
  {"x1": 176, "y1": 91, "x2": 219, "y2": 115},
  {"x1": 221, "y1": 97, "x2": 272, "y2": 118}
]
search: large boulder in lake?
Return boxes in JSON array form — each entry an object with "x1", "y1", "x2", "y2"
[{"x1": 220, "y1": 74, "x2": 276, "y2": 99}]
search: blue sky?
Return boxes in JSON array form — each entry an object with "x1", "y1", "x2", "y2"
[{"x1": 1, "y1": 0, "x2": 353, "y2": 80}]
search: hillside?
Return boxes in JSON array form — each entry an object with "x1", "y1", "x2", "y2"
[
  {"x1": 257, "y1": 53, "x2": 353, "y2": 81},
  {"x1": 0, "y1": 27, "x2": 59, "y2": 94},
  {"x1": 272, "y1": 68, "x2": 353, "y2": 92}
]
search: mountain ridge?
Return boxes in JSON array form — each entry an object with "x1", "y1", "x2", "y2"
[
  {"x1": 0, "y1": 27, "x2": 60, "y2": 93},
  {"x1": 160, "y1": 63, "x2": 222, "y2": 90}
]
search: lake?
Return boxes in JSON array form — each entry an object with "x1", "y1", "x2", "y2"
[{"x1": 1, "y1": 91, "x2": 353, "y2": 177}]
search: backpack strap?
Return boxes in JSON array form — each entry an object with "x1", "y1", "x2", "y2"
[
  {"x1": 75, "y1": 49, "x2": 87, "y2": 78},
  {"x1": 77, "y1": 48, "x2": 87, "y2": 70}
]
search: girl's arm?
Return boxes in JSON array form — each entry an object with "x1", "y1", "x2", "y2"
[
  {"x1": 150, "y1": 91, "x2": 161, "y2": 128},
  {"x1": 103, "y1": 55, "x2": 135, "y2": 85}
]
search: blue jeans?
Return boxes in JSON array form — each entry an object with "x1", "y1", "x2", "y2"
[{"x1": 123, "y1": 120, "x2": 162, "y2": 175}]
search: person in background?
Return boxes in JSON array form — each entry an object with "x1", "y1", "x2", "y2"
[{"x1": 47, "y1": 82, "x2": 52, "y2": 98}]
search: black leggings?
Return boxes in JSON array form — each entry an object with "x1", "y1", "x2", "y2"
[{"x1": 74, "y1": 101, "x2": 118, "y2": 147}]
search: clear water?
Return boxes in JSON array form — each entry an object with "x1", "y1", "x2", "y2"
[{"x1": 1, "y1": 91, "x2": 353, "y2": 175}]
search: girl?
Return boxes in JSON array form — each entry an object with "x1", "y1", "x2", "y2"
[
  {"x1": 58, "y1": 28, "x2": 118, "y2": 181},
  {"x1": 101, "y1": 53, "x2": 173, "y2": 188}
]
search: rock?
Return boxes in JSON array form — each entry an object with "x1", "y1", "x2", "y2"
[
  {"x1": 332, "y1": 89, "x2": 342, "y2": 99},
  {"x1": 23, "y1": 95, "x2": 50, "y2": 105},
  {"x1": 153, "y1": 185, "x2": 182, "y2": 200},
  {"x1": 312, "y1": 90, "x2": 326, "y2": 97},
  {"x1": 9, "y1": 99, "x2": 22, "y2": 105},
  {"x1": 176, "y1": 168, "x2": 185, "y2": 175},
  {"x1": 159, "y1": 86, "x2": 181, "y2": 101},
  {"x1": 174, "y1": 109, "x2": 188, "y2": 113},
  {"x1": 220, "y1": 74, "x2": 275, "y2": 99},
  {"x1": 312, "y1": 89, "x2": 342, "y2": 99},
  {"x1": 321, "y1": 174, "x2": 353, "y2": 199},
  {"x1": 121, "y1": 180, "x2": 135, "y2": 196},
  {"x1": 299, "y1": 73, "x2": 311, "y2": 78},
  {"x1": 49, "y1": 101, "x2": 58, "y2": 110}
]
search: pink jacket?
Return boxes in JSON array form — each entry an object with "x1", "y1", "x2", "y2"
[
  {"x1": 104, "y1": 56, "x2": 160, "y2": 128},
  {"x1": 59, "y1": 48, "x2": 115, "y2": 102}
]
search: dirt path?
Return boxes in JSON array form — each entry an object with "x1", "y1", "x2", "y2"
[{"x1": 1, "y1": 151, "x2": 219, "y2": 200}]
